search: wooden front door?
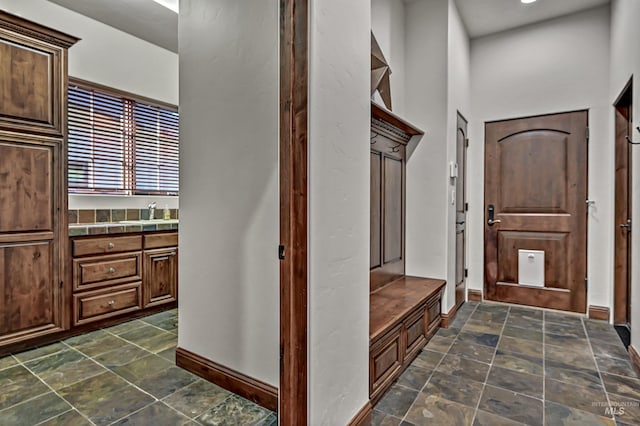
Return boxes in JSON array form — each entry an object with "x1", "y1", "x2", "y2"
[
  {"x1": 484, "y1": 111, "x2": 588, "y2": 312},
  {"x1": 614, "y1": 80, "x2": 633, "y2": 325},
  {"x1": 455, "y1": 113, "x2": 468, "y2": 308}
]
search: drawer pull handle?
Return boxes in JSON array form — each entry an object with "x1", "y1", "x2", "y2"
[
  {"x1": 107, "y1": 242, "x2": 115, "y2": 249},
  {"x1": 153, "y1": 256, "x2": 169, "y2": 262},
  {"x1": 108, "y1": 267, "x2": 116, "y2": 274},
  {"x1": 107, "y1": 300, "x2": 116, "y2": 306}
]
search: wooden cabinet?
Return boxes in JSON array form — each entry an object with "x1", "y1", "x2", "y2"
[
  {"x1": 71, "y1": 232, "x2": 177, "y2": 326},
  {"x1": 0, "y1": 13, "x2": 77, "y2": 347}
]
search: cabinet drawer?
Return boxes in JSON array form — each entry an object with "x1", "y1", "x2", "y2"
[
  {"x1": 144, "y1": 233, "x2": 178, "y2": 249},
  {"x1": 73, "y1": 252, "x2": 142, "y2": 291},
  {"x1": 73, "y1": 235, "x2": 142, "y2": 257},
  {"x1": 403, "y1": 307, "x2": 427, "y2": 362},
  {"x1": 74, "y1": 283, "x2": 142, "y2": 326},
  {"x1": 370, "y1": 324, "x2": 402, "y2": 398}
]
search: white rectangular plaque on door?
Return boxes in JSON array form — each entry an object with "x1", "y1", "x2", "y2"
[{"x1": 518, "y1": 249, "x2": 545, "y2": 287}]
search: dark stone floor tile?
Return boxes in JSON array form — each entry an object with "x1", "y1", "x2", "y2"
[
  {"x1": 607, "y1": 394, "x2": 640, "y2": 425},
  {"x1": 26, "y1": 349, "x2": 105, "y2": 390},
  {"x1": 0, "y1": 392, "x2": 71, "y2": 426},
  {"x1": 545, "y1": 321, "x2": 586, "y2": 338},
  {"x1": 158, "y1": 346, "x2": 177, "y2": 362},
  {"x1": 136, "y1": 365, "x2": 197, "y2": 398},
  {"x1": 587, "y1": 329, "x2": 624, "y2": 346},
  {"x1": 486, "y1": 365, "x2": 543, "y2": 398},
  {"x1": 545, "y1": 400, "x2": 615, "y2": 426},
  {"x1": 475, "y1": 304, "x2": 509, "y2": 314},
  {"x1": 596, "y1": 355, "x2": 639, "y2": 378},
  {"x1": 25, "y1": 348, "x2": 84, "y2": 373},
  {"x1": 497, "y1": 336, "x2": 543, "y2": 358},
  {"x1": 590, "y1": 340, "x2": 629, "y2": 360},
  {"x1": 449, "y1": 317, "x2": 469, "y2": 329},
  {"x1": 59, "y1": 372, "x2": 154, "y2": 426},
  {"x1": 545, "y1": 333, "x2": 589, "y2": 348},
  {"x1": 601, "y1": 373, "x2": 640, "y2": 401},
  {"x1": 119, "y1": 324, "x2": 170, "y2": 344},
  {"x1": 545, "y1": 363, "x2": 601, "y2": 388},
  {"x1": 505, "y1": 316, "x2": 542, "y2": 330},
  {"x1": 463, "y1": 319, "x2": 504, "y2": 335},
  {"x1": 142, "y1": 309, "x2": 177, "y2": 324},
  {"x1": 436, "y1": 353, "x2": 490, "y2": 383},
  {"x1": 0, "y1": 355, "x2": 17, "y2": 371},
  {"x1": 473, "y1": 409, "x2": 525, "y2": 426},
  {"x1": 448, "y1": 340, "x2": 496, "y2": 364},
  {"x1": 196, "y1": 395, "x2": 272, "y2": 426},
  {"x1": 545, "y1": 343, "x2": 597, "y2": 370},
  {"x1": 163, "y1": 379, "x2": 231, "y2": 418},
  {"x1": 470, "y1": 310, "x2": 507, "y2": 323},
  {"x1": 545, "y1": 378, "x2": 608, "y2": 416},
  {"x1": 371, "y1": 409, "x2": 402, "y2": 426},
  {"x1": 0, "y1": 365, "x2": 50, "y2": 410},
  {"x1": 478, "y1": 385, "x2": 543, "y2": 426},
  {"x1": 65, "y1": 330, "x2": 128, "y2": 357},
  {"x1": 39, "y1": 409, "x2": 93, "y2": 426},
  {"x1": 13, "y1": 342, "x2": 65, "y2": 362},
  {"x1": 118, "y1": 326, "x2": 177, "y2": 354},
  {"x1": 105, "y1": 319, "x2": 147, "y2": 335},
  {"x1": 544, "y1": 311, "x2": 584, "y2": 327},
  {"x1": 435, "y1": 326, "x2": 460, "y2": 338},
  {"x1": 397, "y1": 365, "x2": 432, "y2": 391},
  {"x1": 112, "y1": 354, "x2": 172, "y2": 383},
  {"x1": 404, "y1": 393, "x2": 474, "y2": 425},
  {"x1": 94, "y1": 344, "x2": 150, "y2": 369},
  {"x1": 493, "y1": 349, "x2": 543, "y2": 376},
  {"x1": 457, "y1": 330, "x2": 500, "y2": 348},
  {"x1": 423, "y1": 371, "x2": 483, "y2": 408},
  {"x1": 113, "y1": 402, "x2": 190, "y2": 426},
  {"x1": 375, "y1": 384, "x2": 419, "y2": 418},
  {"x1": 424, "y1": 335, "x2": 454, "y2": 353},
  {"x1": 149, "y1": 317, "x2": 178, "y2": 333},
  {"x1": 257, "y1": 413, "x2": 278, "y2": 426},
  {"x1": 509, "y1": 306, "x2": 543, "y2": 320},
  {"x1": 502, "y1": 325, "x2": 542, "y2": 343},
  {"x1": 412, "y1": 349, "x2": 444, "y2": 370}
]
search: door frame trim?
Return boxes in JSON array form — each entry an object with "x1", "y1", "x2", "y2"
[{"x1": 279, "y1": 0, "x2": 309, "y2": 423}]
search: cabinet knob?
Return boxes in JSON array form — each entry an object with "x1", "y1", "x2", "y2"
[
  {"x1": 107, "y1": 300, "x2": 115, "y2": 306},
  {"x1": 108, "y1": 267, "x2": 116, "y2": 274},
  {"x1": 107, "y1": 242, "x2": 115, "y2": 249}
]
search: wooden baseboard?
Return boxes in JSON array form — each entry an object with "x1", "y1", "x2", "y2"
[
  {"x1": 440, "y1": 302, "x2": 460, "y2": 329},
  {"x1": 347, "y1": 401, "x2": 372, "y2": 426},
  {"x1": 588, "y1": 305, "x2": 610, "y2": 321},
  {"x1": 176, "y1": 347, "x2": 278, "y2": 412},
  {"x1": 630, "y1": 345, "x2": 640, "y2": 372},
  {"x1": 468, "y1": 289, "x2": 482, "y2": 302}
]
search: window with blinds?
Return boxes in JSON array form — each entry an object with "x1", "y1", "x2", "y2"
[{"x1": 68, "y1": 80, "x2": 179, "y2": 195}]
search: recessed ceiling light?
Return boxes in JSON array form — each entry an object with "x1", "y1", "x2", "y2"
[
  {"x1": 153, "y1": 0, "x2": 179, "y2": 13},
  {"x1": 521, "y1": 0, "x2": 537, "y2": 3}
]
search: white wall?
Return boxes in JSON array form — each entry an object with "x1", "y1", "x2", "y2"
[
  {"x1": 308, "y1": 0, "x2": 371, "y2": 423},
  {"x1": 446, "y1": 0, "x2": 471, "y2": 308},
  {"x1": 178, "y1": 0, "x2": 279, "y2": 387},
  {"x1": 610, "y1": 0, "x2": 640, "y2": 352},
  {"x1": 404, "y1": 0, "x2": 450, "y2": 296},
  {"x1": 468, "y1": 6, "x2": 613, "y2": 311},
  {"x1": 371, "y1": 0, "x2": 406, "y2": 115},
  {"x1": 0, "y1": 0, "x2": 179, "y2": 210}
]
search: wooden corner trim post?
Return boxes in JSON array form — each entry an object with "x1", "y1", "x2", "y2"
[{"x1": 280, "y1": 0, "x2": 309, "y2": 424}]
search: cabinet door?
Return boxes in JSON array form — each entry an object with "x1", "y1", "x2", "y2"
[
  {"x1": 0, "y1": 242, "x2": 63, "y2": 343},
  {"x1": 143, "y1": 248, "x2": 177, "y2": 308}
]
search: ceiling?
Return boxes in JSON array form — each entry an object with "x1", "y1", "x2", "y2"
[
  {"x1": 455, "y1": 0, "x2": 611, "y2": 39},
  {"x1": 47, "y1": 0, "x2": 611, "y2": 52},
  {"x1": 48, "y1": 0, "x2": 178, "y2": 52}
]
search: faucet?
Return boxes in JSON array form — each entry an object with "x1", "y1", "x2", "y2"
[{"x1": 148, "y1": 202, "x2": 156, "y2": 220}]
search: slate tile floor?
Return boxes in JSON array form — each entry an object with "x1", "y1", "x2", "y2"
[
  {"x1": 373, "y1": 301, "x2": 640, "y2": 426},
  {"x1": 0, "y1": 310, "x2": 276, "y2": 425}
]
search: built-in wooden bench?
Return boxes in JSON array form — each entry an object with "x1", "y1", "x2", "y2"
[{"x1": 369, "y1": 276, "x2": 445, "y2": 404}]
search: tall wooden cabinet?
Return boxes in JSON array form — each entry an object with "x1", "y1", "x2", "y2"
[{"x1": 0, "y1": 12, "x2": 78, "y2": 346}]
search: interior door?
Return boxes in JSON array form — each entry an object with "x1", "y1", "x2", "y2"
[
  {"x1": 614, "y1": 81, "x2": 632, "y2": 325},
  {"x1": 484, "y1": 111, "x2": 588, "y2": 312},
  {"x1": 455, "y1": 113, "x2": 468, "y2": 308}
]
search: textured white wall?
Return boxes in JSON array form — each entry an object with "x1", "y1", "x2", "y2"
[
  {"x1": 308, "y1": 0, "x2": 371, "y2": 423},
  {"x1": 469, "y1": 6, "x2": 612, "y2": 311},
  {"x1": 178, "y1": 0, "x2": 279, "y2": 387},
  {"x1": 610, "y1": 0, "x2": 640, "y2": 351}
]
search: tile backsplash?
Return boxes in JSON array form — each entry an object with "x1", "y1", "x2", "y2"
[{"x1": 69, "y1": 208, "x2": 179, "y2": 224}]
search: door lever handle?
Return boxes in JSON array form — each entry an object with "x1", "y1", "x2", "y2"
[{"x1": 487, "y1": 219, "x2": 501, "y2": 226}]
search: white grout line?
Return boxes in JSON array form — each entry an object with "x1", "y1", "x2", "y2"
[
  {"x1": 581, "y1": 317, "x2": 616, "y2": 422},
  {"x1": 542, "y1": 311, "x2": 546, "y2": 426}
]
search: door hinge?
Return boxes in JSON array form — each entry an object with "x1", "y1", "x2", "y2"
[
  {"x1": 59, "y1": 281, "x2": 63, "y2": 289},
  {"x1": 586, "y1": 127, "x2": 590, "y2": 142},
  {"x1": 465, "y1": 268, "x2": 468, "y2": 278},
  {"x1": 465, "y1": 138, "x2": 469, "y2": 148},
  {"x1": 585, "y1": 277, "x2": 588, "y2": 290},
  {"x1": 465, "y1": 202, "x2": 469, "y2": 212},
  {"x1": 278, "y1": 245, "x2": 286, "y2": 260}
]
